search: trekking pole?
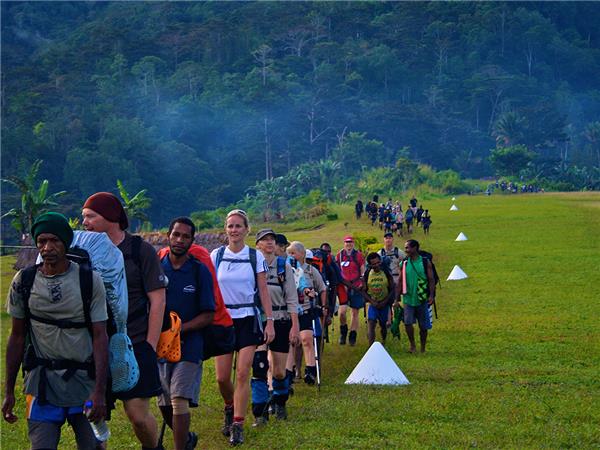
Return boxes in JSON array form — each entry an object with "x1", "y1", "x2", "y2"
[
  {"x1": 232, "y1": 351, "x2": 238, "y2": 386},
  {"x1": 158, "y1": 420, "x2": 167, "y2": 448},
  {"x1": 312, "y1": 317, "x2": 321, "y2": 393}
]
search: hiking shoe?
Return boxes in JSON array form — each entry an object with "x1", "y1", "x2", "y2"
[
  {"x1": 252, "y1": 415, "x2": 268, "y2": 427},
  {"x1": 304, "y1": 372, "x2": 316, "y2": 385},
  {"x1": 339, "y1": 325, "x2": 348, "y2": 345},
  {"x1": 348, "y1": 330, "x2": 357, "y2": 346},
  {"x1": 185, "y1": 432, "x2": 198, "y2": 450},
  {"x1": 229, "y1": 422, "x2": 244, "y2": 446},
  {"x1": 221, "y1": 407, "x2": 234, "y2": 437},
  {"x1": 275, "y1": 404, "x2": 287, "y2": 420}
]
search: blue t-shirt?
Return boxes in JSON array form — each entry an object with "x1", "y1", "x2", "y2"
[{"x1": 161, "y1": 256, "x2": 215, "y2": 363}]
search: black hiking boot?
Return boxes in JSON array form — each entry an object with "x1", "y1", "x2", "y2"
[
  {"x1": 229, "y1": 422, "x2": 244, "y2": 446},
  {"x1": 348, "y1": 330, "x2": 357, "y2": 346},
  {"x1": 221, "y1": 406, "x2": 234, "y2": 437},
  {"x1": 185, "y1": 432, "x2": 198, "y2": 450},
  {"x1": 304, "y1": 366, "x2": 316, "y2": 385},
  {"x1": 339, "y1": 324, "x2": 348, "y2": 345},
  {"x1": 275, "y1": 404, "x2": 287, "y2": 420}
]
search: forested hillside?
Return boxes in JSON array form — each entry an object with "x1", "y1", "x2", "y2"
[{"x1": 2, "y1": 2, "x2": 600, "y2": 224}]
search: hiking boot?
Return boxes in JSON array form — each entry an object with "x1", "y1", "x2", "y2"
[
  {"x1": 275, "y1": 404, "x2": 287, "y2": 420},
  {"x1": 348, "y1": 330, "x2": 357, "y2": 346},
  {"x1": 221, "y1": 406, "x2": 234, "y2": 437},
  {"x1": 339, "y1": 324, "x2": 348, "y2": 345},
  {"x1": 185, "y1": 432, "x2": 198, "y2": 450},
  {"x1": 252, "y1": 415, "x2": 268, "y2": 427},
  {"x1": 229, "y1": 422, "x2": 244, "y2": 446}
]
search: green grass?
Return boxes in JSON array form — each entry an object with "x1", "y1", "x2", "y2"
[{"x1": 2, "y1": 192, "x2": 600, "y2": 449}]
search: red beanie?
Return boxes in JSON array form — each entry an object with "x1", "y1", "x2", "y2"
[{"x1": 83, "y1": 192, "x2": 129, "y2": 230}]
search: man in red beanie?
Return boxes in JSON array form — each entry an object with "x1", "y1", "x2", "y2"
[{"x1": 82, "y1": 192, "x2": 167, "y2": 450}]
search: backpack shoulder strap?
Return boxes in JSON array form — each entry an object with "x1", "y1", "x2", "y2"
[
  {"x1": 20, "y1": 265, "x2": 41, "y2": 323},
  {"x1": 78, "y1": 262, "x2": 94, "y2": 333},
  {"x1": 276, "y1": 256, "x2": 286, "y2": 288},
  {"x1": 215, "y1": 246, "x2": 226, "y2": 271},
  {"x1": 394, "y1": 247, "x2": 399, "y2": 259}
]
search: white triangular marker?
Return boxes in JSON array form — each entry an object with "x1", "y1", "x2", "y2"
[
  {"x1": 345, "y1": 342, "x2": 410, "y2": 385},
  {"x1": 450, "y1": 204, "x2": 459, "y2": 211},
  {"x1": 452, "y1": 197, "x2": 456, "y2": 200},
  {"x1": 447, "y1": 265, "x2": 468, "y2": 280},
  {"x1": 455, "y1": 232, "x2": 468, "y2": 241}
]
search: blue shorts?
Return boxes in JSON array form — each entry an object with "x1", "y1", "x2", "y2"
[
  {"x1": 27, "y1": 395, "x2": 84, "y2": 423},
  {"x1": 348, "y1": 290, "x2": 365, "y2": 309},
  {"x1": 403, "y1": 303, "x2": 432, "y2": 330},
  {"x1": 368, "y1": 304, "x2": 390, "y2": 326}
]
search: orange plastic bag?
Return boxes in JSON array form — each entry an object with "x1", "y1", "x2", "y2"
[{"x1": 157, "y1": 311, "x2": 181, "y2": 363}]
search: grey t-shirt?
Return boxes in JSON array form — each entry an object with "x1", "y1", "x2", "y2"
[
  {"x1": 7, "y1": 263, "x2": 107, "y2": 407},
  {"x1": 119, "y1": 233, "x2": 167, "y2": 344},
  {"x1": 300, "y1": 263, "x2": 326, "y2": 313},
  {"x1": 264, "y1": 257, "x2": 298, "y2": 321}
]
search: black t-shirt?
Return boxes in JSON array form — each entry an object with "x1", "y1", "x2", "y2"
[{"x1": 119, "y1": 233, "x2": 168, "y2": 344}]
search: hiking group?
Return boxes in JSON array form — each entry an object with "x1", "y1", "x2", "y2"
[
  {"x1": 3, "y1": 193, "x2": 439, "y2": 449},
  {"x1": 357, "y1": 194, "x2": 432, "y2": 235}
]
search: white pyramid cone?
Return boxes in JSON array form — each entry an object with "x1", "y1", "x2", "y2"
[
  {"x1": 450, "y1": 204, "x2": 459, "y2": 211},
  {"x1": 452, "y1": 197, "x2": 456, "y2": 201},
  {"x1": 455, "y1": 232, "x2": 468, "y2": 241},
  {"x1": 345, "y1": 342, "x2": 410, "y2": 385},
  {"x1": 447, "y1": 265, "x2": 468, "y2": 280}
]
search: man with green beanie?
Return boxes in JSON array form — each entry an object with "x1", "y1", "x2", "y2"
[{"x1": 2, "y1": 212, "x2": 109, "y2": 449}]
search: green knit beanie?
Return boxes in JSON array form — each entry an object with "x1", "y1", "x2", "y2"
[{"x1": 31, "y1": 212, "x2": 73, "y2": 249}]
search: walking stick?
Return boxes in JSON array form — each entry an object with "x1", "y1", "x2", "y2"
[{"x1": 312, "y1": 316, "x2": 321, "y2": 393}]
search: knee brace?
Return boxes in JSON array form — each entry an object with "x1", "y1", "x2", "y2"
[
  {"x1": 252, "y1": 350, "x2": 269, "y2": 380},
  {"x1": 171, "y1": 397, "x2": 189, "y2": 416}
]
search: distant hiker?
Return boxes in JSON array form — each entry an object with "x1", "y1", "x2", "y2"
[
  {"x1": 354, "y1": 200, "x2": 364, "y2": 219},
  {"x1": 158, "y1": 217, "x2": 215, "y2": 450},
  {"x1": 287, "y1": 243, "x2": 327, "y2": 385},
  {"x1": 397, "y1": 240, "x2": 436, "y2": 353},
  {"x1": 378, "y1": 233, "x2": 405, "y2": 288},
  {"x1": 416, "y1": 205, "x2": 424, "y2": 226},
  {"x1": 3, "y1": 212, "x2": 109, "y2": 450},
  {"x1": 378, "y1": 204, "x2": 385, "y2": 230},
  {"x1": 369, "y1": 203, "x2": 378, "y2": 226},
  {"x1": 383, "y1": 208, "x2": 394, "y2": 233},
  {"x1": 395, "y1": 208, "x2": 404, "y2": 237},
  {"x1": 252, "y1": 229, "x2": 299, "y2": 425},
  {"x1": 364, "y1": 253, "x2": 395, "y2": 347},
  {"x1": 405, "y1": 207, "x2": 414, "y2": 234},
  {"x1": 410, "y1": 196, "x2": 418, "y2": 208},
  {"x1": 82, "y1": 192, "x2": 166, "y2": 450},
  {"x1": 210, "y1": 209, "x2": 275, "y2": 446},
  {"x1": 318, "y1": 242, "x2": 342, "y2": 330},
  {"x1": 422, "y1": 211, "x2": 432, "y2": 235},
  {"x1": 335, "y1": 236, "x2": 366, "y2": 346}
]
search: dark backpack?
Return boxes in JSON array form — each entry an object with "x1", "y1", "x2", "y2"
[
  {"x1": 379, "y1": 247, "x2": 400, "y2": 274},
  {"x1": 20, "y1": 250, "x2": 95, "y2": 404}
]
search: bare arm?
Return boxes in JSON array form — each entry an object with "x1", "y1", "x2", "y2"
[
  {"x1": 146, "y1": 288, "x2": 166, "y2": 350},
  {"x1": 2, "y1": 318, "x2": 26, "y2": 424},
  {"x1": 86, "y1": 321, "x2": 108, "y2": 423},
  {"x1": 257, "y1": 272, "x2": 275, "y2": 344},
  {"x1": 182, "y1": 311, "x2": 214, "y2": 334}
]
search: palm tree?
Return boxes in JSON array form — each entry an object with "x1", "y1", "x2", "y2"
[
  {"x1": 583, "y1": 121, "x2": 600, "y2": 167},
  {"x1": 1, "y1": 160, "x2": 67, "y2": 239},
  {"x1": 493, "y1": 111, "x2": 525, "y2": 147},
  {"x1": 117, "y1": 180, "x2": 151, "y2": 231}
]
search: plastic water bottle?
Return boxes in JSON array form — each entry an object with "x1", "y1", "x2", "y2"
[{"x1": 84, "y1": 400, "x2": 111, "y2": 442}]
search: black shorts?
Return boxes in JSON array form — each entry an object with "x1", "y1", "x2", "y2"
[
  {"x1": 233, "y1": 316, "x2": 264, "y2": 351},
  {"x1": 270, "y1": 320, "x2": 292, "y2": 353},
  {"x1": 111, "y1": 340, "x2": 162, "y2": 402},
  {"x1": 299, "y1": 310, "x2": 315, "y2": 332}
]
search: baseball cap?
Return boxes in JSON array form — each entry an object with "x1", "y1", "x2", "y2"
[
  {"x1": 275, "y1": 233, "x2": 289, "y2": 246},
  {"x1": 255, "y1": 228, "x2": 276, "y2": 243},
  {"x1": 305, "y1": 249, "x2": 314, "y2": 259},
  {"x1": 384, "y1": 232, "x2": 393, "y2": 238},
  {"x1": 343, "y1": 235, "x2": 354, "y2": 242}
]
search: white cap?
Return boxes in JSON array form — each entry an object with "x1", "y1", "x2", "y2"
[{"x1": 305, "y1": 249, "x2": 314, "y2": 259}]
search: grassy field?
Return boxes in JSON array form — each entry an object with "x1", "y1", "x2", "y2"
[{"x1": 1, "y1": 192, "x2": 600, "y2": 449}]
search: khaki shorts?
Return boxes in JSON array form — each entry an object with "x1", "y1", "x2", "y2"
[{"x1": 158, "y1": 360, "x2": 203, "y2": 407}]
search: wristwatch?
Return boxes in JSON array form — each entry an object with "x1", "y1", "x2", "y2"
[{"x1": 266, "y1": 316, "x2": 274, "y2": 321}]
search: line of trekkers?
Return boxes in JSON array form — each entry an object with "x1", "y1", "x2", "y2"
[
  {"x1": 355, "y1": 194, "x2": 432, "y2": 235},
  {"x1": 2, "y1": 193, "x2": 438, "y2": 449}
]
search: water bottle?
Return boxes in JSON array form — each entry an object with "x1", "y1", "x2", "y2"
[{"x1": 84, "y1": 400, "x2": 111, "y2": 442}]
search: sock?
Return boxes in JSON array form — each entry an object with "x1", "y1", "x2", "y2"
[{"x1": 233, "y1": 416, "x2": 244, "y2": 425}]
